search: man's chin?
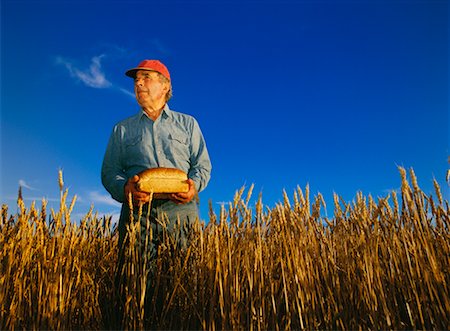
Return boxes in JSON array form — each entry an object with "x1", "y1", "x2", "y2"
[{"x1": 136, "y1": 97, "x2": 148, "y2": 106}]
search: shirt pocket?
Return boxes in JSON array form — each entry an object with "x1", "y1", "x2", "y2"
[
  {"x1": 169, "y1": 133, "x2": 189, "y2": 145},
  {"x1": 167, "y1": 132, "x2": 190, "y2": 159},
  {"x1": 123, "y1": 136, "x2": 145, "y2": 166}
]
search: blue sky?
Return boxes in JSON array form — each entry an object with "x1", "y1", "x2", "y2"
[{"x1": 1, "y1": 0, "x2": 448, "y2": 222}]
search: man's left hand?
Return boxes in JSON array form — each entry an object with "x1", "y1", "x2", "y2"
[{"x1": 170, "y1": 179, "x2": 197, "y2": 204}]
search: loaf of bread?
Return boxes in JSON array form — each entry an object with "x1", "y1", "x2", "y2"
[{"x1": 136, "y1": 167, "x2": 189, "y2": 193}]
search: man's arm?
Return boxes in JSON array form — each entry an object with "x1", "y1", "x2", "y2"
[
  {"x1": 187, "y1": 118, "x2": 212, "y2": 193},
  {"x1": 170, "y1": 118, "x2": 211, "y2": 204},
  {"x1": 101, "y1": 126, "x2": 128, "y2": 203}
]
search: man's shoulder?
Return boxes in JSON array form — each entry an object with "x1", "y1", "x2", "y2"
[
  {"x1": 168, "y1": 108, "x2": 197, "y2": 127},
  {"x1": 114, "y1": 111, "x2": 142, "y2": 127},
  {"x1": 168, "y1": 108, "x2": 194, "y2": 120}
]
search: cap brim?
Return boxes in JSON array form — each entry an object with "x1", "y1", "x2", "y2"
[
  {"x1": 125, "y1": 67, "x2": 163, "y2": 78},
  {"x1": 125, "y1": 68, "x2": 139, "y2": 78}
]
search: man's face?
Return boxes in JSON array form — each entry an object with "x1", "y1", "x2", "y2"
[{"x1": 134, "y1": 70, "x2": 170, "y2": 107}]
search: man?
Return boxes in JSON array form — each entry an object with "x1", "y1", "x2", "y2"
[{"x1": 101, "y1": 59, "x2": 212, "y2": 251}]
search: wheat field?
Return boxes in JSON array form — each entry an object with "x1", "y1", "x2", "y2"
[{"x1": 1, "y1": 168, "x2": 449, "y2": 330}]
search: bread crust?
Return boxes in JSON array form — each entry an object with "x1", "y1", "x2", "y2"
[{"x1": 136, "y1": 167, "x2": 189, "y2": 193}]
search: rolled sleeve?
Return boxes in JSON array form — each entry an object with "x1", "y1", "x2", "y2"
[
  {"x1": 188, "y1": 119, "x2": 212, "y2": 193},
  {"x1": 101, "y1": 126, "x2": 127, "y2": 203}
]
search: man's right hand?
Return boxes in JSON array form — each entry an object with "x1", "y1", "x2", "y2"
[{"x1": 124, "y1": 175, "x2": 152, "y2": 204}]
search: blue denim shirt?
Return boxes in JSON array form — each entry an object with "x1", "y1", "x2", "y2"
[{"x1": 101, "y1": 105, "x2": 212, "y2": 203}]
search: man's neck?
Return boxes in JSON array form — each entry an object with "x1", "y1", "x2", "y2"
[{"x1": 142, "y1": 102, "x2": 166, "y2": 121}]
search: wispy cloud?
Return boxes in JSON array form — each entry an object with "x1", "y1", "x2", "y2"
[
  {"x1": 23, "y1": 196, "x2": 60, "y2": 203},
  {"x1": 18, "y1": 179, "x2": 36, "y2": 191},
  {"x1": 88, "y1": 191, "x2": 121, "y2": 207},
  {"x1": 56, "y1": 54, "x2": 136, "y2": 99},
  {"x1": 56, "y1": 55, "x2": 112, "y2": 88},
  {"x1": 118, "y1": 87, "x2": 136, "y2": 99},
  {"x1": 216, "y1": 201, "x2": 231, "y2": 206}
]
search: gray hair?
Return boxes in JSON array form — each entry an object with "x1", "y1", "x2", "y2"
[{"x1": 157, "y1": 73, "x2": 173, "y2": 102}]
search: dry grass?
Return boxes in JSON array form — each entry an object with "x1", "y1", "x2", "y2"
[{"x1": 1, "y1": 167, "x2": 449, "y2": 330}]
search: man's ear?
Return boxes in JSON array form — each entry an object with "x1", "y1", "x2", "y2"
[{"x1": 163, "y1": 82, "x2": 171, "y2": 93}]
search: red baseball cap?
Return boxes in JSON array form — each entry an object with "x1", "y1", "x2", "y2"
[{"x1": 125, "y1": 59, "x2": 171, "y2": 81}]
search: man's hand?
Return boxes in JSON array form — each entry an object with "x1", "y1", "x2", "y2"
[
  {"x1": 124, "y1": 175, "x2": 152, "y2": 204},
  {"x1": 170, "y1": 179, "x2": 197, "y2": 204}
]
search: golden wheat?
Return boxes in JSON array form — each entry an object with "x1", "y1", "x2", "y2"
[{"x1": 0, "y1": 167, "x2": 449, "y2": 330}]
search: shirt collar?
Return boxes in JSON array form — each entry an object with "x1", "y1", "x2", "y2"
[
  {"x1": 139, "y1": 104, "x2": 172, "y2": 121},
  {"x1": 161, "y1": 104, "x2": 173, "y2": 119}
]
